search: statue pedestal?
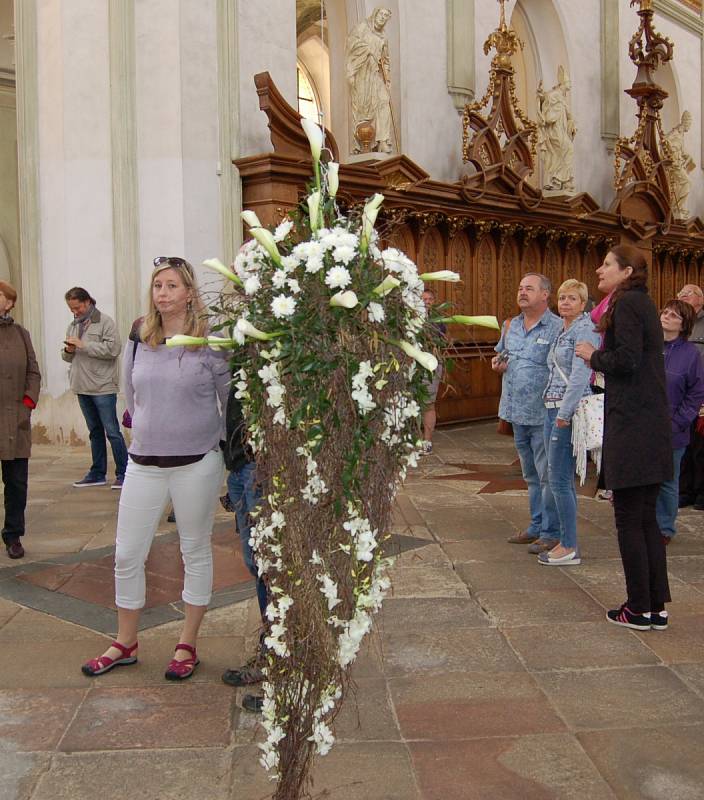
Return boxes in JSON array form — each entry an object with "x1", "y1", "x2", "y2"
[
  {"x1": 347, "y1": 152, "x2": 395, "y2": 165},
  {"x1": 543, "y1": 188, "x2": 577, "y2": 200}
]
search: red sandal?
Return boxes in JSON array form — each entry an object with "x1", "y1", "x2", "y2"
[
  {"x1": 165, "y1": 642, "x2": 200, "y2": 680},
  {"x1": 82, "y1": 641, "x2": 138, "y2": 677}
]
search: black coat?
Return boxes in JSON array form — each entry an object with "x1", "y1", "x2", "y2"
[{"x1": 591, "y1": 286, "x2": 672, "y2": 490}]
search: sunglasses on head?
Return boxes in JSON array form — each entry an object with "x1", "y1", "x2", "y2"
[{"x1": 153, "y1": 256, "x2": 193, "y2": 274}]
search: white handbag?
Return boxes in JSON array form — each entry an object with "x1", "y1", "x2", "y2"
[{"x1": 551, "y1": 356, "x2": 604, "y2": 485}]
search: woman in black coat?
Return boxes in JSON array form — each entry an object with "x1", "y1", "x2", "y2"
[{"x1": 576, "y1": 245, "x2": 672, "y2": 631}]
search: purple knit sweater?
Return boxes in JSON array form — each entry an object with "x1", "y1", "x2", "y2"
[{"x1": 123, "y1": 342, "x2": 231, "y2": 457}]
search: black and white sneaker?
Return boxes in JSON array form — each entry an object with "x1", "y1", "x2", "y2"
[
  {"x1": 606, "y1": 604, "x2": 651, "y2": 630},
  {"x1": 651, "y1": 611, "x2": 669, "y2": 631}
]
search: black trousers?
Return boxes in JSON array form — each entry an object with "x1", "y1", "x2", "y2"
[
  {"x1": 679, "y1": 426, "x2": 704, "y2": 501},
  {"x1": 613, "y1": 483, "x2": 671, "y2": 614},
  {"x1": 1, "y1": 458, "x2": 28, "y2": 544}
]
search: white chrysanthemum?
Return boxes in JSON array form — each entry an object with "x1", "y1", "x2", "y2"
[
  {"x1": 244, "y1": 275, "x2": 261, "y2": 295},
  {"x1": 271, "y1": 294, "x2": 296, "y2": 318},
  {"x1": 272, "y1": 270, "x2": 288, "y2": 289},
  {"x1": 273, "y1": 219, "x2": 294, "y2": 242},
  {"x1": 367, "y1": 302, "x2": 385, "y2": 323},
  {"x1": 325, "y1": 266, "x2": 352, "y2": 290},
  {"x1": 280, "y1": 254, "x2": 299, "y2": 272},
  {"x1": 287, "y1": 278, "x2": 301, "y2": 294},
  {"x1": 332, "y1": 245, "x2": 356, "y2": 265},
  {"x1": 305, "y1": 256, "x2": 324, "y2": 274}
]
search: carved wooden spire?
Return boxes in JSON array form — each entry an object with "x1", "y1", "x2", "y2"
[
  {"x1": 461, "y1": 0, "x2": 537, "y2": 205},
  {"x1": 611, "y1": 0, "x2": 675, "y2": 234}
]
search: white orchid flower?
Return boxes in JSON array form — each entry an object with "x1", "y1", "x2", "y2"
[
  {"x1": 250, "y1": 227, "x2": 282, "y2": 267},
  {"x1": 329, "y1": 290, "x2": 358, "y2": 309},
  {"x1": 372, "y1": 275, "x2": 401, "y2": 296},
  {"x1": 397, "y1": 340, "x2": 438, "y2": 372},
  {"x1": 307, "y1": 190, "x2": 322, "y2": 232},
  {"x1": 240, "y1": 210, "x2": 262, "y2": 229},
  {"x1": 202, "y1": 257, "x2": 243, "y2": 286},
  {"x1": 440, "y1": 314, "x2": 500, "y2": 330},
  {"x1": 301, "y1": 118, "x2": 324, "y2": 164},
  {"x1": 165, "y1": 334, "x2": 208, "y2": 348},
  {"x1": 236, "y1": 318, "x2": 279, "y2": 341},
  {"x1": 327, "y1": 162, "x2": 339, "y2": 198},
  {"x1": 360, "y1": 193, "x2": 384, "y2": 253},
  {"x1": 418, "y1": 270, "x2": 460, "y2": 282}
]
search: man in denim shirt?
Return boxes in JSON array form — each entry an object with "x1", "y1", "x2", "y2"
[{"x1": 492, "y1": 273, "x2": 562, "y2": 551}]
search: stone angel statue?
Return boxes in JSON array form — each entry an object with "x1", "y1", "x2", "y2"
[
  {"x1": 665, "y1": 111, "x2": 695, "y2": 220},
  {"x1": 537, "y1": 65, "x2": 577, "y2": 194}
]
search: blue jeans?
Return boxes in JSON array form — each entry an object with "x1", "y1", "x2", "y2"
[
  {"x1": 77, "y1": 393, "x2": 128, "y2": 481},
  {"x1": 227, "y1": 463, "x2": 267, "y2": 617},
  {"x1": 544, "y1": 408, "x2": 578, "y2": 550},
  {"x1": 513, "y1": 422, "x2": 560, "y2": 540},
  {"x1": 656, "y1": 447, "x2": 685, "y2": 539}
]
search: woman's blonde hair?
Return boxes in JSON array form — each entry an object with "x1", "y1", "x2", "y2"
[
  {"x1": 140, "y1": 259, "x2": 207, "y2": 347},
  {"x1": 557, "y1": 279, "x2": 588, "y2": 305}
]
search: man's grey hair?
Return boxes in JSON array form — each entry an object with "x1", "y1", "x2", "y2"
[{"x1": 523, "y1": 272, "x2": 552, "y2": 294}]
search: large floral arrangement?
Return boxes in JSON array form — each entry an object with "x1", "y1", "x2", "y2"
[{"x1": 169, "y1": 120, "x2": 497, "y2": 800}]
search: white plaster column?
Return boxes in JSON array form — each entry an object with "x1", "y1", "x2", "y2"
[
  {"x1": 14, "y1": 0, "x2": 43, "y2": 368},
  {"x1": 109, "y1": 0, "x2": 141, "y2": 337},
  {"x1": 446, "y1": 0, "x2": 475, "y2": 112},
  {"x1": 600, "y1": 0, "x2": 620, "y2": 146},
  {"x1": 36, "y1": 0, "x2": 115, "y2": 396},
  {"x1": 217, "y1": 0, "x2": 241, "y2": 267}
]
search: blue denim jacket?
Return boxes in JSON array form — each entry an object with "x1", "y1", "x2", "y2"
[
  {"x1": 543, "y1": 313, "x2": 601, "y2": 422},
  {"x1": 496, "y1": 309, "x2": 562, "y2": 426}
]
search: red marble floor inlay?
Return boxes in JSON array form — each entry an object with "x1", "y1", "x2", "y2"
[{"x1": 17, "y1": 523, "x2": 252, "y2": 610}]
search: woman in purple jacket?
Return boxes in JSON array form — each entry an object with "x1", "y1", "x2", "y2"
[{"x1": 658, "y1": 298, "x2": 704, "y2": 545}]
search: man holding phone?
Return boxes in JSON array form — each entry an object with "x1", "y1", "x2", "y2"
[{"x1": 62, "y1": 287, "x2": 128, "y2": 489}]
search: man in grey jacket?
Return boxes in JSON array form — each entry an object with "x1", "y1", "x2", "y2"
[{"x1": 62, "y1": 287, "x2": 128, "y2": 488}]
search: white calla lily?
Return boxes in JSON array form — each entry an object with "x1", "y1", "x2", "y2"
[
  {"x1": 372, "y1": 275, "x2": 401, "y2": 296},
  {"x1": 418, "y1": 270, "x2": 460, "y2": 283},
  {"x1": 327, "y1": 162, "x2": 339, "y2": 198},
  {"x1": 439, "y1": 314, "x2": 500, "y2": 331},
  {"x1": 360, "y1": 193, "x2": 384, "y2": 253},
  {"x1": 250, "y1": 227, "x2": 282, "y2": 267},
  {"x1": 329, "y1": 290, "x2": 358, "y2": 309},
  {"x1": 202, "y1": 258, "x2": 243, "y2": 286},
  {"x1": 206, "y1": 337, "x2": 240, "y2": 350},
  {"x1": 301, "y1": 118, "x2": 324, "y2": 164},
  {"x1": 307, "y1": 190, "x2": 322, "y2": 232},
  {"x1": 240, "y1": 210, "x2": 262, "y2": 228},
  {"x1": 236, "y1": 318, "x2": 280, "y2": 341},
  {"x1": 166, "y1": 334, "x2": 208, "y2": 348},
  {"x1": 397, "y1": 340, "x2": 438, "y2": 373}
]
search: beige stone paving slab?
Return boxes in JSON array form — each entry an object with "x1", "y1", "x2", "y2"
[
  {"x1": 388, "y1": 522, "x2": 434, "y2": 541},
  {"x1": 389, "y1": 671, "x2": 566, "y2": 740},
  {"x1": 410, "y1": 481, "x2": 491, "y2": 509},
  {"x1": 577, "y1": 725, "x2": 704, "y2": 800},
  {"x1": 534, "y1": 665, "x2": 704, "y2": 730},
  {"x1": 0, "y1": 608, "x2": 100, "y2": 642},
  {"x1": 0, "y1": 688, "x2": 87, "y2": 751},
  {"x1": 666, "y1": 555, "x2": 704, "y2": 583},
  {"x1": 230, "y1": 742, "x2": 422, "y2": 800},
  {"x1": 0, "y1": 638, "x2": 110, "y2": 690},
  {"x1": 585, "y1": 582, "x2": 704, "y2": 619},
  {"x1": 31, "y1": 749, "x2": 232, "y2": 800},
  {"x1": 418, "y1": 508, "x2": 517, "y2": 542},
  {"x1": 378, "y1": 597, "x2": 489, "y2": 633},
  {"x1": 475, "y1": 587, "x2": 607, "y2": 627},
  {"x1": 392, "y1": 542, "x2": 452, "y2": 569},
  {"x1": 387, "y1": 564, "x2": 469, "y2": 598},
  {"x1": 442, "y1": 538, "x2": 541, "y2": 564},
  {"x1": 0, "y1": 748, "x2": 52, "y2": 800},
  {"x1": 504, "y1": 621, "x2": 662, "y2": 672},
  {"x1": 673, "y1": 663, "x2": 704, "y2": 699},
  {"x1": 17, "y1": 533, "x2": 97, "y2": 558},
  {"x1": 408, "y1": 734, "x2": 617, "y2": 800},
  {"x1": 335, "y1": 677, "x2": 400, "y2": 742},
  {"x1": 456, "y1": 560, "x2": 578, "y2": 592},
  {"x1": 629, "y1": 615, "x2": 704, "y2": 665},
  {"x1": 382, "y1": 627, "x2": 523, "y2": 677}
]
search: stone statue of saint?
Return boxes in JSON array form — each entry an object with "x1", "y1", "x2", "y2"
[
  {"x1": 345, "y1": 7, "x2": 394, "y2": 154},
  {"x1": 665, "y1": 111, "x2": 695, "y2": 220},
  {"x1": 536, "y1": 66, "x2": 577, "y2": 194}
]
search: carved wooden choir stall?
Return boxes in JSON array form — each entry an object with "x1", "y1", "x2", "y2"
[{"x1": 235, "y1": 0, "x2": 704, "y2": 424}]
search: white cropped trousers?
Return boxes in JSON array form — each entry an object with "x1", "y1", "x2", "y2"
[{"x1": 114, "y1": 450, "x2": 224, "y2": 610}]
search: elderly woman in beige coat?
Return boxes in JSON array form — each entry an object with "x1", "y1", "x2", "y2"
[{"x1": 0, "y1": 281, "x2": 41, "y2": 559}]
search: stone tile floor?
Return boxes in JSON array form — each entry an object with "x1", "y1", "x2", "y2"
[{"x1": 1, "y1": 423, "x2": 704, "y2": 799}]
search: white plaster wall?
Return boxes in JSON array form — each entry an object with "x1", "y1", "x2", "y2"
[
  {"x1": 37, "y1": 0, "x2": 115, "y2": 398},
  {"x1": 238, "y1": 0, "x2": 297, "y2": 157},
  {"x1": 397, "y1": 0, "x2": 461, "y2": 181}
]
